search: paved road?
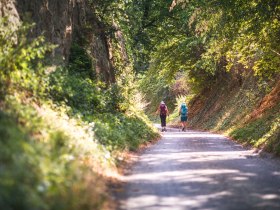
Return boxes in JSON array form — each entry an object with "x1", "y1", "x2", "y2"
[{"x1": 117, "y1": 127, "x2": 280, "y2": 210}]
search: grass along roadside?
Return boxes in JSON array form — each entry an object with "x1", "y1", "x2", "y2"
[
  {"x1": 0, "y1": 94, "x2": 114, "y2": 209},
  {"x1": 0, "y1": 92, "x2": 159, "y2": 210},
  {"x1": 229, "y1": 104, "x2": 280, "y2": 155},
  {"x1": 187, "y1": 75, "x2": 280, "y2": 156}
]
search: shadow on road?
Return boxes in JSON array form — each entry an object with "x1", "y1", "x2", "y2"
[{"x1": 117, "y1": 128, "x2": 280, "y2": 210}]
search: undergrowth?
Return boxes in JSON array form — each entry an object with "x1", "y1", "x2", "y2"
[
  {"x1": 230, "y1": 104, "x2": 280, "y2": 154},
  {"x1": 0, "y1": 95, "x2": 110, "y2": 210},
  {"x1": 48, "y1": 65, "x2": 158, "y2": 152},
  {"x1": 188, "y1": 73, "x2": 280, "y2": 156}
]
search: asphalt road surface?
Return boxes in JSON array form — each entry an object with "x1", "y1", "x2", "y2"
[{"x1": 117, "y1": 126, "x2": 280, "y2": 210}]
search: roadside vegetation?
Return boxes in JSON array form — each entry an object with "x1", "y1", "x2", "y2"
[
  {"x1": 0, "y1": 12, "x2": 158, "y2": 210},
  {"x1": 189, "y1": 73, "x2": 280, "y2": 155}
]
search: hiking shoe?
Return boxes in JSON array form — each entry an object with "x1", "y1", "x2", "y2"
[{"x1": 182, "y1": 127, "x2": 184, "y2": 131}]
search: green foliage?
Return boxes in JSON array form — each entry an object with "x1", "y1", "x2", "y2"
[
  {"x1": 134, "y1": 0, "x2": 280, "y2": 113},
  {"x1": 0, "y1": 97, "x2": 108, "y2": 210},
  {"x1": 49, "y1": 66, "x2": 128, "y2": 115},
  {"x1": 139, "y1": 72, "x2": 171, "y2": 113},
  {"x1": 125, "y1": 0, "x2": 188, "y2": 73},
  {"x1": 49, "y1": 67, "x2": 101, "y2": 114},
  {"x1": 68, "y1": 43, "x2": 95, "y2": 79},
  {"x1": 0, "y1": 111, "x2": 41, "y2": 210},
  {"x1": 48, "y1": 60, "x2": 158, "y2": 151},
  {"x1": 0, "y1": 17, "x2": 53, "y2": 97},
  {"x1": 52, "y1": 24, "x2": 134, "y2": 114},
  {"x1": 185, "y1": 0, "x2": 280, "y2": 77},
  {"x1": 93, "y1": 113, "x2": 158, "y2": 151},
  {"x1": 230, "y1": 118, "x2": 272, "y2": 145}
]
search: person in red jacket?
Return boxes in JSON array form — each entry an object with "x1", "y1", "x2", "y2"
[{"x1": 157, "y1": 101, "x2": 169, "y2": 132}]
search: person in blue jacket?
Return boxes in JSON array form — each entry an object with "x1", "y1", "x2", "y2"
[{"x1": 179, "y1": 102, "x2": 188, "y2": 131}]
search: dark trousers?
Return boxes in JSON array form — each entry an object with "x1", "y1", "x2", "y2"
[{"x1": 160, "y1": 114, "x2": 167, "y2": 127}]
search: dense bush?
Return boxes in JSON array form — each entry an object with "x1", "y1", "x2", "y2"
[
  {"x1": 0, "y1": 96, "x2": 108, "y2": 210},
  {"x1": 49, "y1": 67, "x2": 102, "y2": 114},
  {"x1": 93, "y1": 113, "x2": 158, "y2": 151},
  {"x1": 0, "y1": 18, "x2": 53, "y2": 98},
  {"x1": 48, "y1": 64, "x2": 158, "y2": 151},
  {"x1": 68, "y1": 43, "x2": 95, "y2": 79}
]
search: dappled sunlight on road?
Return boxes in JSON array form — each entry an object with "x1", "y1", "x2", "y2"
[
  {"x1": 119, "y1": 129, "x2": 280, "y2": 210},
  {"x1": 136, "y1": 150, "x2": 251, "y2": 163},
  {"x1": 162, "y1": 131, "x2": 225, "y2": 139},
  {"x1": 124, "y1": 169, "x2": 248, "y2": 183},
  {"x1": 125, "y1": 191, "x2": 234, "y2": 210}
]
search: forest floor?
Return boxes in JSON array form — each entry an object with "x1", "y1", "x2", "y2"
[{"x1": 114, "y1": 126, "x2": 280, "y2": 210}]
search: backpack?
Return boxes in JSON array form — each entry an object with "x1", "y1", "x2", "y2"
[
  {"x1": 181, "y1": 104, "x2": 188, "y2": 116},
  {"x1": 160, "y1": 104, "x2": 167, "y2": 115}
]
